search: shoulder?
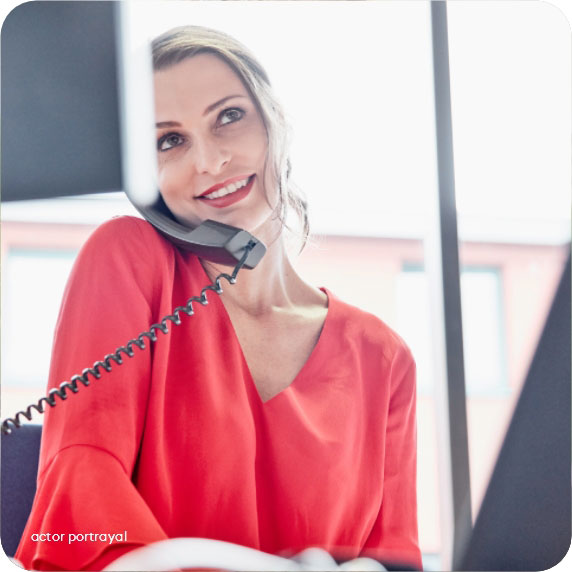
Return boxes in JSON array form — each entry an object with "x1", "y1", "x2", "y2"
[
  {"x1": 83, "y1": 215, "x2": 165, "y2": 249},
  {"x1": 327, "y1": 289, "x2": 414, "y2": 369},
  {"x1": 77, "y1": 216, "x2": 176, "y2": 267},
  {"x1": 326, "y1": 291, "x2": 416, "y2": 400},
  {"x1": 64, "y1": 216, "x2": 184, "y2": 304}
]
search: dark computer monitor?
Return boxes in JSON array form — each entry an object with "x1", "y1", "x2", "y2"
[
  {"x1": 1, "y1": 1, "x2": 122, "y2": 202},
  {"x1": 459, "y1": 252, "x2": 571, "y2": 570}
]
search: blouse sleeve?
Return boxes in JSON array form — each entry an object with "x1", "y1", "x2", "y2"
[
  {"x1": 15, "y1": 217, "x2": 170, "y2": 571},
  {"x1": 361, "y1": 347, "x2": 423, "y2": 570}
]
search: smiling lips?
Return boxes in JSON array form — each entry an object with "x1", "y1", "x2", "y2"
[{"x1": 197, "y1": 175, "x2": 255, "y2": 208}]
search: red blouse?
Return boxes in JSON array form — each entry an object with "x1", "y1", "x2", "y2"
[{"x1": 15, "y1": 216, "x2": 421, "y2": 571}]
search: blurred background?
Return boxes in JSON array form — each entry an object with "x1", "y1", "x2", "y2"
[{"x1": 1, "y1": 1, "x2": 570, "y2": 570}]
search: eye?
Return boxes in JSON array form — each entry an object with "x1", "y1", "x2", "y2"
[
  {"x1": 218, "y1": 107, "x2": 244, "y2": 126},
  {"x1": 157, "y1": 132, "x2": 184, "y2": 152}
]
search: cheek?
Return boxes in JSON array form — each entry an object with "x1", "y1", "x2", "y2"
[
  {"x1": 255, "y1": 127, "x2": 269, "y2": 162},
  {"x1": 233, "y1": 117, "x2": 268, "y2": 162},
  {"x1": 157, "y1": 160, "x2": 186, "y2": 199}
]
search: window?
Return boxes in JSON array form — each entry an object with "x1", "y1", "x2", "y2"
[
  {"x1": 460, "y1": 268, "x2": 507, "y2": 395},
  {"x1": 1, "y1": 248, "x2": 77, "y2": 388},
  {"x1": 396, "y1": 264, "x2": 507, "y2": 395}
]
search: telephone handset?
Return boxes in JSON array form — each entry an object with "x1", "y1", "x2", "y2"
[
  {"x1": 0, "y1": 200, "x2": 266, "y2": 435},
  {"x1": 136, "y1": 195, "x2": 266, "y2": 269}
]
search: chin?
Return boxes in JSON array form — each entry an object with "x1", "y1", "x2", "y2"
[
  {"x1": 212, "y1": 207, "x2": 274, "y2": 232},
  {"x1": 169, "y1": 200, "x2": 277, "y2": 238}
]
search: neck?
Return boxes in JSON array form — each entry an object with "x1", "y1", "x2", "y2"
[{"x1": 201, "y1": 232, "x2": 298, "y2": 314}]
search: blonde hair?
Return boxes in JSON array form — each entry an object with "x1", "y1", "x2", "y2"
[{"x1": 152, "y1": 25, "x2": 309, "y2": 247}]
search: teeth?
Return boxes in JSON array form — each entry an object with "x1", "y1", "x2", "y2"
[{"x1": 203, "y1": 177, "x2": 250, "y2": 200}]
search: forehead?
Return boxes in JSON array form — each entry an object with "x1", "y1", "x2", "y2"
[{"x1": 153, "y1": 53, "x2": 249, "y2": 116}]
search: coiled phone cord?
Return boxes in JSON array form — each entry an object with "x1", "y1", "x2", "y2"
[{"x1": 0, "y1": 242, "x2": 256, "y2": 436}]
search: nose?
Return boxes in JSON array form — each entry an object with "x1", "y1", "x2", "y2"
[{"x1": 192, "y1": 135, "x2": 230, "y2": 175}]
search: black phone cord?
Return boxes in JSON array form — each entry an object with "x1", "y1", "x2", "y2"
[{"x1": 0, "y1": 242, "x2": 256, "y2": 436}]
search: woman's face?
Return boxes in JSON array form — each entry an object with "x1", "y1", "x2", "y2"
[{"x1": 154, "y1": 53, "x2": 274, "y2": 234}]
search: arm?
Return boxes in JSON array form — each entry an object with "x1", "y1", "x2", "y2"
[
  {"x1": 18, "y1": 446, "x2": 169, "y2": 571},
  {"x1": 362, "y1": 348, "x2": 422, "y2": 570},
  {"x1": 15, "y1": 217, "x2": 170, "y2": 570}
]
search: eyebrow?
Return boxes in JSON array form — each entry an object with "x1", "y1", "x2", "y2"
[
  {"x1": 156, "y1": 120, "x2": 181, "y2": 129},
  {"x1": 155, "y1": 95, "x2": 247, "y2": 129},
  {"x1": 204, "y1": 94, "x2": 247, "y2": 116}
]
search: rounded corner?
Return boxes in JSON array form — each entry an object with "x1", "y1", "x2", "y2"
[
  {"x1": 537, "y1": 0, "x2": 572, "y2": 33},
  {"x1": 0, "y1": 545, "x2": 27, "y2": 571},
  {"x1": 540, "y1": 535, "x2": 572, "y2": 572},
  {"x1": 1, "y1": 1, "x2": 34, "y2": 40}
]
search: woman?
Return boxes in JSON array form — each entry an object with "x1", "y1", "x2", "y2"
[{"x1": 16, "y1": 26, "x2": 421, "y2": 571}]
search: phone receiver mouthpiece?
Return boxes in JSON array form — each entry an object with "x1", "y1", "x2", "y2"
[{"x1": 169, "y1": 220, "x2": 266, "y2": 269}]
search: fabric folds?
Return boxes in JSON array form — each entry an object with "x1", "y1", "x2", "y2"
[{"x1": 15, "y1": 217, "x2": 422, "y2": 571}]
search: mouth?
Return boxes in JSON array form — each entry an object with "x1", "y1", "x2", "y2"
[
  {"x1": 196, "y1": 174, "x2": 256, "y2": 208},
  {"x1": 198, "y1": 175, "x2": 255, "y2": 200}
]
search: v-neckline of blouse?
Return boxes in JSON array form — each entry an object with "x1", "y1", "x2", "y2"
[{"x1": 194, "y1": 255, "x2": 333, "y2": 406}]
